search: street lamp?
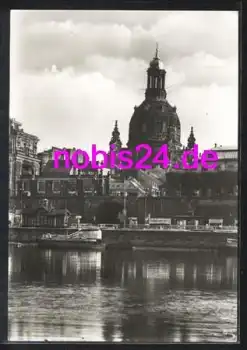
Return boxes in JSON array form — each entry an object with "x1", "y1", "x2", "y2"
[
  {"x1": 144, "y1": 193, "x2": 148, "y2": 224},
  {"x1": 76, "y1": 215, "x2": 82, "y2": 229},
  {"x1": 123, "y1": 191, "x2": 128, "y2": 228},
  {"x1": 19, "y1": 187, "x2": 26, "y2": 227},
  {"x1": 19, "y1": 187, "x2": 23, "y2": 211}
]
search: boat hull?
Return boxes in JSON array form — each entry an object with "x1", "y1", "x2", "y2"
[{"x1": 37, "y1": 239, "x2": 105, "y2": 251}]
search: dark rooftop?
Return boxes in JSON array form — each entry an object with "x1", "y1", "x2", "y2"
[
  {"x1": 22, "y1": 206, "x2": 71, "y2": 216},
  {"x1": 42, "y1": 159, "x2": 71, "y2": 177}
]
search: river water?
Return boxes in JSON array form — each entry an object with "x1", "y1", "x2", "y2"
[{"x1": 8, "y1": 246, "x2": 238, "y2": 343}]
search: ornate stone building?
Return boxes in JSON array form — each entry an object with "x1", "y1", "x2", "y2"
[{"x1": 9, "y1": 118, "x2": 40, "y2": 198}]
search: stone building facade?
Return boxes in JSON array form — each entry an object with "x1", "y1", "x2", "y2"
[
  {"x1": 164, "y1": 145, "x2": 238, "y2": 197},
  {"x1": 17, "y1": 153, "x2": 111, "y2": 217},
  {"x1": 9, "y1": 118, "x2": 40, "y2": 198}
]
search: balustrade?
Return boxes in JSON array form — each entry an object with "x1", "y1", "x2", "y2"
[{"x1": 98, "y1": 224, "x2": 237, "y2": 232}]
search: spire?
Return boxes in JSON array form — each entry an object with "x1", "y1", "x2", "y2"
[
  {"x1": 187, "y1": 126, "x2": 196, "y2": 150},
  {"x1": 155, "y1": 42, "x2": 159, "y2": 59},
  {"x1": 109, "y1": 120, "x2": 122, "y2": 149},
  {"x1": 113, "y1": 120, "x2": 119, "y2": 136},
  {"x1": 150, "y1": 43, "x2": 160, "y2": 67}
]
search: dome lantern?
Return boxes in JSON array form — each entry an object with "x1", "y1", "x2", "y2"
[
  {"x1": 149, "y1": 42, "x2": 165, "y2": 70},
  {"x1": 146, "y1": 43, "x2": 167, "y2": 100}
]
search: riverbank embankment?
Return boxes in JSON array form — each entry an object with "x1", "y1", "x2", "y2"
[{"x1": 9, "y1": 227, "x2": 237, "y2": 252}]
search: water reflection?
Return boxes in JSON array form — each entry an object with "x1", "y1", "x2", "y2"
[{"x1": 8, "y1": 247, "x2": 238, "y2": 342}]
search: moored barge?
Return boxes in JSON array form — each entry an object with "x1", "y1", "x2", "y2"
[{"x1": 37, "y1": 226, "x2": 105, "y2": 251}]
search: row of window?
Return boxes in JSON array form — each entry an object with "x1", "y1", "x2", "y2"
[
  {"x1": 37, "y1": 180, "x2": 78, "y2": 193},
  {"x1": 147, "y1": 76, "x2": 164, "y2": 89},
  {"x1": 23, "y1": 216, "x2": 64, "y2": 227},
  {"x1": 21, "y1": 180, "x2": 78, "y2": 193},
  {"x1": 23, "y1": 216, "x2": 49, "y2": 226},
  {"x1": 166, "y1": 188, "x2": 238, "y2": 197},
  {"x1": 16, "y1": 138, "x2": 37, "y2": 151}
]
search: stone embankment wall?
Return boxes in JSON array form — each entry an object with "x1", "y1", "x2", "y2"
[
  {"x1": 102, "y1": 229, "x2": 237, "y2": 249},
  {"x1": 9, "y1": 227, "x2": 237, "y2": 250}
]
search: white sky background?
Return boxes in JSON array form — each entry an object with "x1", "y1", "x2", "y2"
[{"x1": 10, "y1": 10, "x2": 238, "y2": 154}]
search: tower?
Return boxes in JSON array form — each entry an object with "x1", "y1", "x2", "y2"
[
  {"x1": 145, "y1": 43, "x2": 167, "y2": 101},
  {"x1": 127, "y1": 44, "x2": 181, "y2": 167},
  {"x1": 187, "y1": 127, "x2": 196, "y2": 150},
  {"x1": 109, "y1": 120, "x2": 122, "y2": 176},
  {"x1": 109, "y1": 120, "x2": 122, "y2": 151}
]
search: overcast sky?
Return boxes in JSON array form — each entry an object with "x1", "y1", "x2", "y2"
[{"x1": 10, "y1": 10, "x2": 238, "y2": 154}]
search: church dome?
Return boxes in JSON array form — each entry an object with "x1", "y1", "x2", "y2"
[
  {"x1": 128, "y1": 100, "x2": 180, "y2": 148},
  {"x1": 149, "y1": 43, "x2": 165, "y2": 70},
  {"x1": 149, "y1": 57, "x2": 165, "y2": 70}
]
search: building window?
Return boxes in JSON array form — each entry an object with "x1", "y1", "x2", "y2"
[
  {"x1": 40, "y1": 216, "x2": 43, "y2": 225},
  {"x1": 25, "y1": 146, "x2": 29, "y2": 156},
  {"x1": 219, "y1": 163, "x2": 226, "y2": 171},
  {"x1": 234, "y1": 185, "x2": 238, "y2": 195},
  {"x1": 22, "y1": 180, "x2": 29, "y2": 191},
  {"x1": 160, "y1": 78, "x2": 163, "y2": 89},
  {"x1": 68, "y1": 179, "x2": 77, "y2": 194},
  {"x1": 155, "y1": 77, "x2": 159, "y2": 88},
  {"x1": 52, "y1": 180, "x2": 61, "y2": 194},
  {"x1": 22, "y1": 164, "x2": 33, "y2": 176},
  {"x1": 226, "y1": 163, "x2": 237, "y2": 170},
  {"x1": 207, "y1": 188, "x2": 212, "y2": 197},
  {"x1": 144, "y1": 104, "x2": 150, "y2": 111},
  {"x1": 40, "y1": 215, "x2": 47, "y2": 225},
  {"x1": 37, "y1": 181, "x2": 45, "y2": 193},
  {"x1": 156, "y1": 121, "x2": 163, "y2": 133}
]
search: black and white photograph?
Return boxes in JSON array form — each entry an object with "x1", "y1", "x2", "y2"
[{"x1": 8, "y1": 10, "x2": 238, "y2": 342}]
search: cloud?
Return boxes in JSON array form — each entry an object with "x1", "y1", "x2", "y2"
[
  {"x1": 172, "y1": 53, "x2": 238, "y2": 87},
  {"x1": 150, "y1": 11, "x2": 238, "y2": 60},
  {"x1": 172, "y1": 84, "x2": 238, "y2": 149},
  {"x1": 10, "y1": 67, "x2": 141, "y2": 153},
  {"x1": 12, "y1": 11, "x2": 238, "y2": 72},
  {"x1": 10, "y1": 10, "x2": 238, "y2": 154}
]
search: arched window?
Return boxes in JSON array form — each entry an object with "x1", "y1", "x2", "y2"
[
  {"x1": 155, "y1": 77, "x2": 158, "y2": 88},
  {"x1": 37, "y1": 181, "x2": 45, "y2": 193},
  {"x1": 22, "y1": 163, "x2": 33, "y2": 176},
  {"x1": 156, "y1": 121, "x2": 166, "y2": 133},
  {"x1": 160, "y1": 77, "x2": 163, "y2": 89},
  {"x1": 148, "y1": 76, "x2": 151, "y2": 88}
]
